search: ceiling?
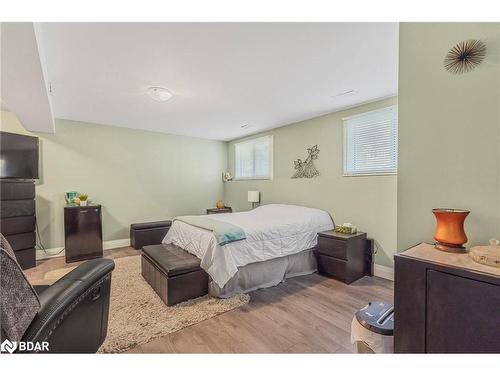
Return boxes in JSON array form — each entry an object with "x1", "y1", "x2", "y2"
[{"x1": 33, "y1": 23, "x2": 397, "y2": 140}]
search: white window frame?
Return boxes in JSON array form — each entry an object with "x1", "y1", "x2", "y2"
[
  {"x1": 343, "y1": 105, "x2": 398, "y2": 177},
  {"x1": 234, "y1": 135, "x2": 274, "y2": 180}
]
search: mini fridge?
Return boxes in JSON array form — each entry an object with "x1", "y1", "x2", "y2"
[{"x1": 64, "y1": 205, "x2": 103, "y2": 263}]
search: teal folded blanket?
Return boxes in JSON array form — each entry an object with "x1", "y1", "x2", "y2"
[{"x1": 174, "y1": 215, "x2": 246, "y2": 246}]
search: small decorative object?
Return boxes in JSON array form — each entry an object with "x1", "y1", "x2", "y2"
[
  {"x1": 469, "y1": 239, "x2": 500, "y2": 268},
  {"x1": 78, "y1": 194, "x2": 89, "y2": 207},
  {"x1": 292, "y1": 145, "x2": 320, "y2": 179},
  {"x1": 335, "y1": 223, "x2": 358, "y2": 235},
  {"x1": 222, "y1": 171, "x2": 233, "y2": 182},
  {"x1": 216, "y1": 200, "x2": 225, "y2": 209},
  {"x1": 247, "y1": 191, "x2": 260, "y2": 209},
  {"x1": 432, "y1": 208, "x2": 470, "y2": 252},
  {"x1": 65, "y1": 191, "x2": 79, "y2": 206},
  {"x1": 444, "y1": 39, "x2": 487, "y2": 74}
]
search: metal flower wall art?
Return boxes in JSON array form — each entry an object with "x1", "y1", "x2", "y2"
[
  {"x1": 444, "y1": 39, "x2": 487, "y2": 74},
  {"x1": 292, "y1": 145, "x2": 320, "y2": 179}
]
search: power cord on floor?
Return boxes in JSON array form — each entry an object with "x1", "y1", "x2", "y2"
[
  {"x1": 36, "y1": 222, "x2": 65, "y2": 255},
  {"x1": 35, "y1": 221, "x2": 45, "y2": 250}
]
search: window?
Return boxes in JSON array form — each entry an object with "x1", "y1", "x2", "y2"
[
  {"x1": 234, "y1": 135, "x2": 273, "y2": 180},
  {"x1": 343, "y1": 106, "x2": 398, "y2": 176}
]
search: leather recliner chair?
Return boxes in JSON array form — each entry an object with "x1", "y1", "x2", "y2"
[
  {"x1": 1, "y1": 233, "x2": 115, "y2": 353},
  {"x1": 23, "y1": 258, "x2": 115, "y2": 353}
]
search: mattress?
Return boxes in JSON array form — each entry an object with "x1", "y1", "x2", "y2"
[{"x1": 163, "y1": 204, "x2": 334, "y2": 288}]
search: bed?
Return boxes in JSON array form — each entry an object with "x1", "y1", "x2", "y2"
[{"x1": 163, "y1": 204, "x2": 334, "y2": 297}]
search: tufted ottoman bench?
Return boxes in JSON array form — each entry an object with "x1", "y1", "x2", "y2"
[{"x1": 141, "y1": 244, "x2": 208, "y2": 306}]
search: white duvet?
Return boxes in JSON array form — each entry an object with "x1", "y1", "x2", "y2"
[{"x1": 163, "y1": 204, "x2": 334, "y2": 288}]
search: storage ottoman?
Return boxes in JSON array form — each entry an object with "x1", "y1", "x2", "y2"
[
  {"x1": 141, "y1": 244, "x2": 208, "y2": 306},
  {"x1": 130, "y1": 220, "x2": 172, "y2": 249}
]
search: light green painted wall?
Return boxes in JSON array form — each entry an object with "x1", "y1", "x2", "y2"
[
  {"x1": 1, "y1": 111, "x2": 33, "y2": 135},
  {"x1": 398, "y1": 23, "x2": 500, "y2": 251},
  {"x1": 1, "y1": 112, "x2": 227, "y2": 248},
  {"x1": 224, "y1": 97, "x2": 398, "y2": 267}
]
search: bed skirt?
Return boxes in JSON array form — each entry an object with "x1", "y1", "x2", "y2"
[{"x1": 209, "y1": 248, "x2": 317, "y2": 298}]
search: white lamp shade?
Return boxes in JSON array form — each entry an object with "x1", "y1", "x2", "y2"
[{"x1": 247, "y1": 191, "x2": 260, "y2": 203}]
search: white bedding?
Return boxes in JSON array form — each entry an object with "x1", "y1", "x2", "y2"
[{"x1": 163, "y1": 204, "x2": 334, "y2": 288}]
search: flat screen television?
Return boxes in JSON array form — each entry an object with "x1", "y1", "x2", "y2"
[{"x1": 0, "y1": 131, "x2": 39, "y2": 179}]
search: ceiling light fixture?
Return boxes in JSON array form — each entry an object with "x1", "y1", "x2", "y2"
[{"x1": 147, "y1": 86, "x2": 173, "y2": 102}]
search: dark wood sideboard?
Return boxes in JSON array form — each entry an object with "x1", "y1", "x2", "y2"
[
  {"x1": 394, "y1": 243, "x2": 500, "y2": 353},
  {"x1": 0, "y1": 180, "x2": 36, "y2": 269}
]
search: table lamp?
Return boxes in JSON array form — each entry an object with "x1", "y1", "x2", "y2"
[{"x1": 248, "y1": 191, "x2": 260, "y2": 209}]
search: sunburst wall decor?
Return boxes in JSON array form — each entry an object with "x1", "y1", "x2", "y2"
[{"x1": 444, "y1": 39, "x2": 487, "y2": 74}]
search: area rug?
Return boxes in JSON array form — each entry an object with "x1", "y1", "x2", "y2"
[
  {"x1": 38, "y1": 255, "x2": 250, "y2": 353},
  {"x1": 42, "y1": 266, "x2": 76, "y2": 282}
]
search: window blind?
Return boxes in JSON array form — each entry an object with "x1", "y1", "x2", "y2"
[
  {"x1": 343, "y1": 106, "x2": 398, "y2": 176},
  {"x1": 234, "y1": 135, "x2": 273, "y2": 179}
]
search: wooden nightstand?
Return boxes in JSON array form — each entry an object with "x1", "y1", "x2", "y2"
[
  {"x1": 206, "y1": 207, "x2": 232, "y2": 214},
  {"x1": 315, "y1": 230, "x2": 371, "y2": 284}
]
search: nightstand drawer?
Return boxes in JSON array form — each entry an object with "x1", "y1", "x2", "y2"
[
  {"x1": 317, "y1": 236, "x2": 347, "y2": 260},
  {"x1": 207, "y1": 207, "x2": 232, "y2": 214},
  {"x1": 316, "y1": 253, "x2": 348, "y2": 283}
]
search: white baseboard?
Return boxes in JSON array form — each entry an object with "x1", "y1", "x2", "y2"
[
  {"x1": 36, "y1": 247, "x2": 65, "y2": 260},
  {"x1": 36, "y1": 238, "x2": 130, "y2": 261},
  {"x1": 103, "y1": 238, "x2": 130, "y2": 250},
  {"x1": 374, "y1": 264, "x2": 394, "y2": 281}
]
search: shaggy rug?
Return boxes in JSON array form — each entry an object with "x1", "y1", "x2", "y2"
[
  {"x1": 42, "y1": 266, "x2": 76, "y2": 282},
  {"x1": 40, "y1": 255, "x2": 250, "y2": 353}
]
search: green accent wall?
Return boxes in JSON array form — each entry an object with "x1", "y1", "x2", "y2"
[
  {"x1": 1, "y1": 113, "x2": 227, "y2": 249},
  {"x1": 224, "y1": 97, "x2": 398, "y2": 267},
  {"x1": 397, "y1": 23, "x2": 500, "y2": 251}
]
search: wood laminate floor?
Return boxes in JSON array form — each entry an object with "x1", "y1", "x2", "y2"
[{"x1": 26, "y1": 247, "x2": 394, "y2": 353}]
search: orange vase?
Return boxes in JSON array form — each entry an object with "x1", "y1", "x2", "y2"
[{"x1": 432, "y1": 208, "x2": 470, "y2": 252}]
